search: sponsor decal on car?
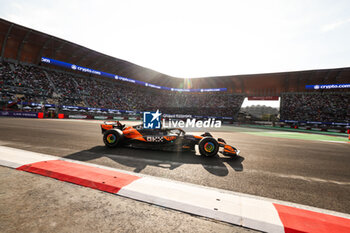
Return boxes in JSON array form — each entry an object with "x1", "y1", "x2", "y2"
[
  {"x1": 164, "y1": 136, "x2": 177, "y2": 141},
  {"x1": 146, "y1": 136, "x2": 164, "y2": 142}
]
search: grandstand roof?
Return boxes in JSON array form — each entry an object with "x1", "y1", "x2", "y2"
[
  {"x1": 1, "y1": 18, "x2": 349, "y2": 95},
  {"x1": 0, "y1": 18, "x2": 179, "y2": 87}
]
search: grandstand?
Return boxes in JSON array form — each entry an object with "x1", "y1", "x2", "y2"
[
  {"x1": 0, "y1": 18, "x2": 349, "y2": 123},
  {"x1": 0, "y1": 61, "x2": 244, "y2": 118}
]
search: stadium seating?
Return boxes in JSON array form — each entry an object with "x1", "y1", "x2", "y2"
[
  {"x1": 0, "y1": 62, "x2": 244, "y2": 117},
  {"x1": 2, "y1": 61, "x2": 349, "y2": 122},
  {"x1": 280, "y1": 92, "x2": 350, "y2": 123}
]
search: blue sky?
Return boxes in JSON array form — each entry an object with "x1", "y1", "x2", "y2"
[{"x1": 0, "y1": 0, "x2": 350, "y2": 78}]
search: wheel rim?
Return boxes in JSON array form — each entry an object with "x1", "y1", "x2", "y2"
[
  {"x1": 106, "y1": 134, "x2": 116, "y2": 144},
  {"x1": 204, "y1": 142, "x2": 215, "y2": 153}
]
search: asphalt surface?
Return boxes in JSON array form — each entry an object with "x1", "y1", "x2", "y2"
[{"x1": 0, "y1": 118, "x2": 349, "y2": 218}]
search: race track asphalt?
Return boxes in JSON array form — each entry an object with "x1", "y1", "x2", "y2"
[{"x1": 0, "y1": 118, "x2": 349, "y2": 215}]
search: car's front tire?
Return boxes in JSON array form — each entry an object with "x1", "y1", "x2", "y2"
[
  {"x1": 198, "y1": 137, "x2": 219, "y2": 157},
  {"x1": 103, "y1": 129, "x2": 123, "y2": 148}
]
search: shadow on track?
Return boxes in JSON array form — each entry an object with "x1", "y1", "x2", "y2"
[{"x1": 63, "y1": 146, "x2": 244, "y2": 176}]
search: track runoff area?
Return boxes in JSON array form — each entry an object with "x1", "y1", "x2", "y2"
[{"x1": 0, "y1": 118, "x2": 349, "y2": 232}]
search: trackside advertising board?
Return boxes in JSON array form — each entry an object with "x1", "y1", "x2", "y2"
[
  {"x1": 305, "y1": 84, "x2": 350, "y2": 90},
  {"x1": 41, "y1": 57, "x2": 227, "y2": 92},
  {"x1": 0, "y1": 111, "x2": 38, "y2": 118},
  {"x1": 248, "y1": 96, "x2": 279, "y2": 101},
  {"x1": 281, "y1": 120, "x2": 350, "y2": 126}
]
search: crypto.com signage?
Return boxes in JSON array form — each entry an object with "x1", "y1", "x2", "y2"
[
  {"x1": 41, "y1": 57, "x2": 227, "y2": 92},
  {"x1": 305, "y1": 84, "x2": 350, "y2": 90}
]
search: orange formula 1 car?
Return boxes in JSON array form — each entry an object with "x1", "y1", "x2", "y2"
[{"x1": 100, "y1": 121, "x2": 240, "y2": 157}]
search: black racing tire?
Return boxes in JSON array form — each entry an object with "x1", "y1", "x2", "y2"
[
  {"x1": 103, "y1": 129, "x2": 123, "y2": 148},
  {"x1": 198, "y1": 137, "x2": 219, "y2": 157}
]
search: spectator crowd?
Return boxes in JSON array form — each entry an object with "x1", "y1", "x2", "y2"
[
  {"x1": 2, "y1": 61, "x2": 349, "y2": 122},
  {"x1": 280, "y1": 92, "x2": 350, "y2": 123},
  {"x1": 1, "y1": 62, "x2": 244, "y2": 117}
]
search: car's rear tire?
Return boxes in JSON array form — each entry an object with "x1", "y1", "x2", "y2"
[
  {"x1": 198, "y1": 137, "x2": 219, "y2": 157},
  {"x1": 103, "y1": 129, "x2": 123, "y2": 148}
]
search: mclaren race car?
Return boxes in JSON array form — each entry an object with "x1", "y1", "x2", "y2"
[{"x1": 100, "y1": 121, "x2": 240, "y2": 157}]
